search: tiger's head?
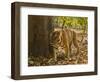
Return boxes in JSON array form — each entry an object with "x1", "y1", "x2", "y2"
[
  {"x1": 50, "y1": 30, "x2": 61, "y2": 46},
  {"x1": 50, "y1": 29, "x2": 66, "y2": 56}
]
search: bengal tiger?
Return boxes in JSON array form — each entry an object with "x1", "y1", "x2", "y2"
[{"x1": 50, "y1": 28, "x2": 79, "y2": 61}]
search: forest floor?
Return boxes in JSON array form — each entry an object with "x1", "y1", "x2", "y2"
[{"x1": 28, "y1": 33, "x2": 88, "y2": 66}]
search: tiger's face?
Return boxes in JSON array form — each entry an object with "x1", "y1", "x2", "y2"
[
  {"x1": 50, "y1": 30, "x2": 66, "y2": 57},
  {"x1": 50, "y1": 30, "x2": 61, "y2": 48}
]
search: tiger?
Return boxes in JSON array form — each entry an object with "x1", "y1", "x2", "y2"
[{"x1": 50, "y1": 28, "x2": 79, "y2": 61}]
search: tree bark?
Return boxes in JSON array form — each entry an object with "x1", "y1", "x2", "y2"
[{"x1": 28, "y1": 15, "x2": 51, "y2": 57}]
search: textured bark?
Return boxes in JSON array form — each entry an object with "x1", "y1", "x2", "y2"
[{"x1": 28, "y1": 15, "x2": 51, "y2": 57}]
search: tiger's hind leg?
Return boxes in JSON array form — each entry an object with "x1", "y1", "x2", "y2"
[
  {"x1": 68, "y1": 42, "x2": 72, "y2": 58},
  {"x1": 73, "y1": 31, "x2": 79, "y2": 55}
]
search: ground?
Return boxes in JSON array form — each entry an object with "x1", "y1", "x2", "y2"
[{"x1": 28, "y1": 32, "x2": 88, "y2": 66}]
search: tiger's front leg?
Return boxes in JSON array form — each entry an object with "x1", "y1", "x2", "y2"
[{"x1": 54, "y1": 48, "x2": 57, "y2": 62}]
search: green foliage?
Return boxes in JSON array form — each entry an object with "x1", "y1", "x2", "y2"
[{"x1": 52, "y1": 16, "x2": 88, "y2": 31}]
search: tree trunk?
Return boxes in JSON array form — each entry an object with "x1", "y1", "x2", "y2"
[{"x1": 28, "y1": 15, "x2": 50, "y2": 57}]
